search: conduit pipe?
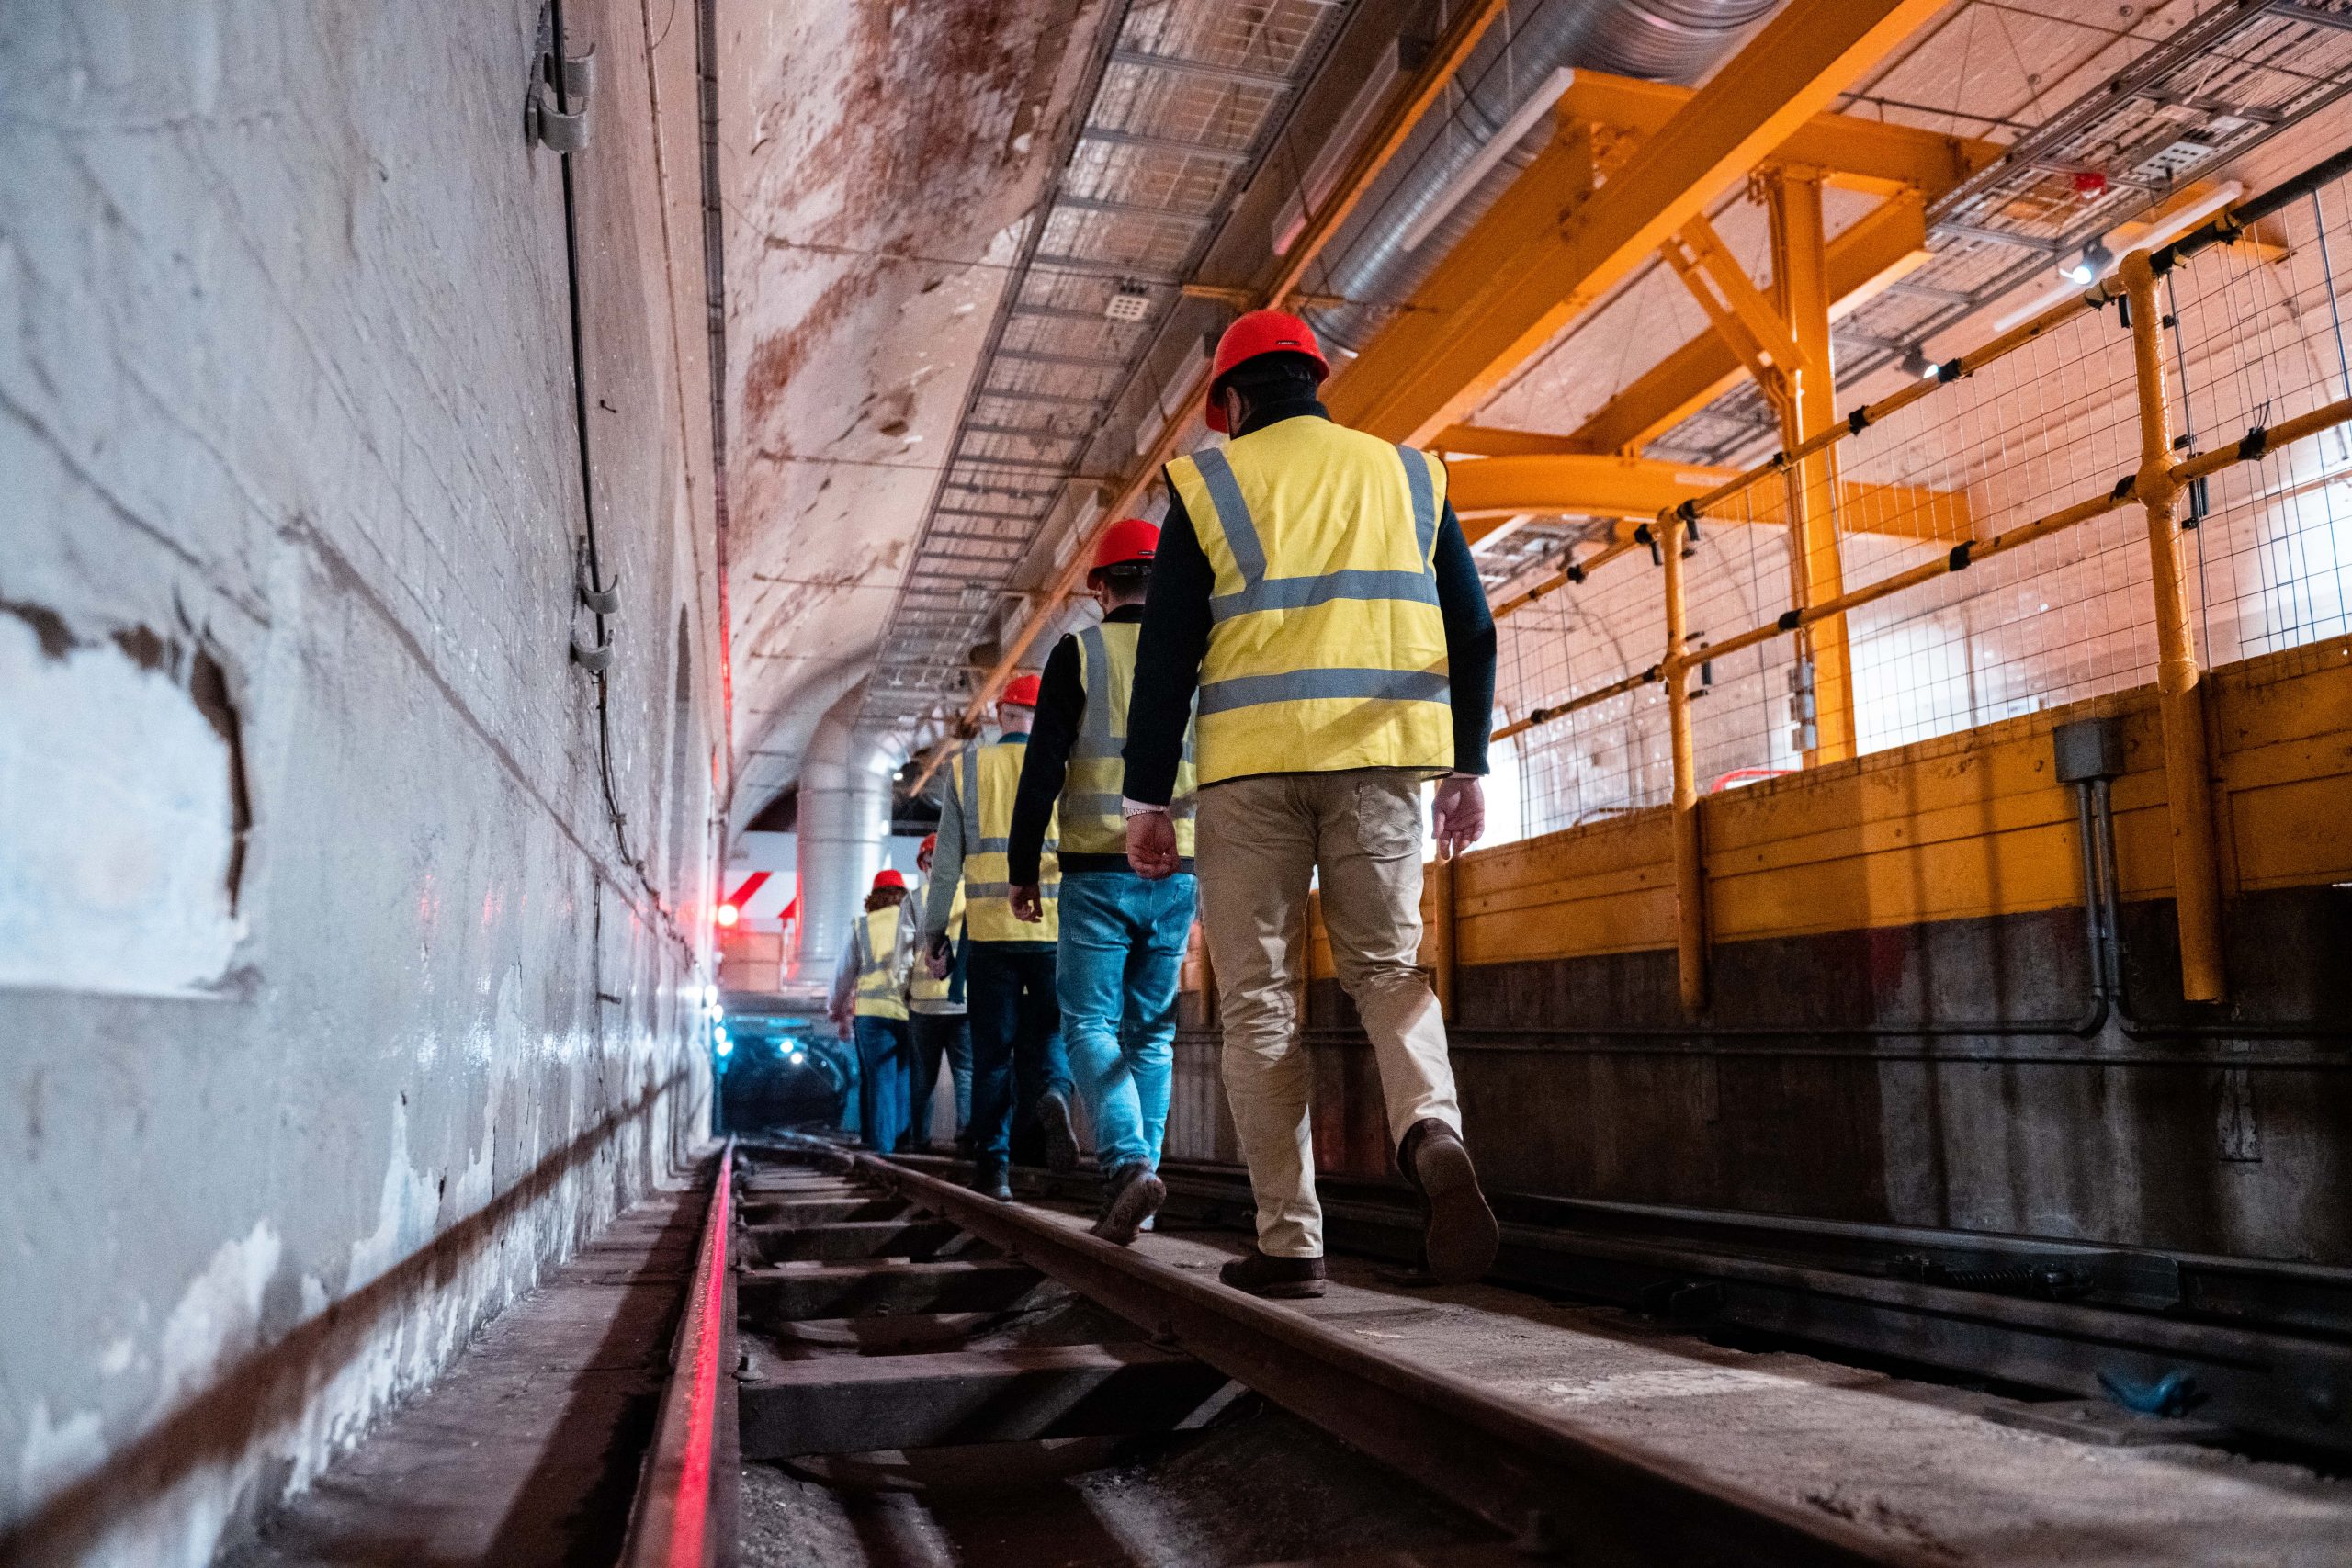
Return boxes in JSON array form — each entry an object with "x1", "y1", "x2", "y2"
[
  {"x1": 794, "y1": 687, "x2": 906, "y2": 984},
  {"x1": 1308, "y1": 0, "x2": 1776, "y2": 355}
]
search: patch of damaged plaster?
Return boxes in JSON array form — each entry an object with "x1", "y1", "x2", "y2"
[
  {"x1": 154, "y1": 1221, "x2": 282, "y2": 1414},
  {"x1": 0, "y1": 612, "x2": 246, "y2": 997}
]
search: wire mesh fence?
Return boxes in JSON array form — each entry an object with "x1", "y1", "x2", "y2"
[{"x1": 1489, "y1": 153, "x2": 2352, "y2": 846}]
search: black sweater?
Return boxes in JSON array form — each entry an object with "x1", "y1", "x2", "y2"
[
  {"x1": 1007, "y1": 605, "x2": 1172, "y2": 882},
  {"x1": 1121, "y1": 397, "x2": 1497, "y2": 806}
]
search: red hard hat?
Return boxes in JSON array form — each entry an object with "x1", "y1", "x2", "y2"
[
  {"x1": 872, "y1": 868, "x2": 906, "y2": 892},
  {"x1": 1091, "y1": 517, "x2": 1159, "y2": 575},
  {"x1": 1001, "y1": 671, "x2": 1043, "y2": 708},
  {"x1": 1205, "y1": 309, "x2": 1329, "y2": 433},
  {"x1": 919, "y1": 832, "x2": 938, "y2": 857}
]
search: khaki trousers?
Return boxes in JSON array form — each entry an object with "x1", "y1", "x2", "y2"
[{"x1": 1195, "y1": 770, "x2": 1461, "y2": 1258}]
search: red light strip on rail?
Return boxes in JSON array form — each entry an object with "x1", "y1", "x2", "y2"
[{"x1": 663, "y1": 1154, "x2": 730, "y2": 1568}]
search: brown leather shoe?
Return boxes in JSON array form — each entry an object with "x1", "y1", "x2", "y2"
[
  {"x1": 1089, "y1": 1162, "x2": 1166, "y2": 1246},
  {"x1": 1401, "y1": 1119, "x2": 1498, "y2": 1284},
  {"x1": 1218, "y1": 1247, "x2": 1327, "y2": 1298}
]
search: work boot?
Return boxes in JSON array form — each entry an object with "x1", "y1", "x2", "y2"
[
  {"x1": 1218, "y1": 1247, "x2": 1327, "y2": 1299},
  {"x1": 1035, "y1": 1089, "x2": 1080, "y2": 1174},
  {"x1": 972, "y1": 1160, "x2": 1012, "y2": 1202},
  {"x1": 1400, "y1": 1119, "x2": 1498, "y2": 1285},
  {"x1": 1090, "y1": 1162, "x2": 1166, "y2": 1246}
]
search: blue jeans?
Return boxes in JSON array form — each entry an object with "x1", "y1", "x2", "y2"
[
  {"x1": 909, "y1": 1011, "x2": 971, "y2": 1144},
  {"x1": 1057, "y1": 870, "x2": 1197, "y2": 1175},
  {"x1": 966, "y1": 942, "x2": 1070, "y2": 1170},
  {"x1": 852, "y1": 1016, "x2": 913, "y2": 1154}
]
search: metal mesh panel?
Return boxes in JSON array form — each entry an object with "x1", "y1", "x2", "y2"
[{"x1": 1489, "y1": 161, "x2": 2352, "y2": 846}]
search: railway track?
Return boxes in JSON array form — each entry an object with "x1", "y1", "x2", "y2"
[
  {"x1": 611, "y1": 1142, "x2": 2352, "y2": 1568},
  {"x1": 622, "y1": 1140, "x2": 2173, "y2": 1567},
  {"x1": 941, "y1": 1155, "x2": 2352, "y2": 1460}
]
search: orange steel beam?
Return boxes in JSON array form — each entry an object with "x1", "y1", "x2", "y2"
[
  {"x1": 1572, "y1": 191, "x2": 1928, "y2": 456},
  {"x1": 1325, "y1": 0, "x2": 1953, "y2": 446},
  {"x1": 1448, "y1": 455, "x2": 1971, "y2": 546},
  {"x1": 916, "y1": 0, "x2": 1517, "y2": 785},
  {"x1": 1555, "y1": 71, "x2": 1997, "y2": 200}
]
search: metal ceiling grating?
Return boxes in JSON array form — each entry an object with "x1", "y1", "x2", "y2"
[
  {"x1": 854, "y1": 0, "x2": 1352, "y2": 736},
  {"x1": 1655, "y1": 0, "x2": 2352, "y2": 465}
]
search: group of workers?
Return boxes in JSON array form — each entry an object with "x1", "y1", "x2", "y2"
[{"x1": 831, "y1": 309, "x2": 1504, "y2": 1296}]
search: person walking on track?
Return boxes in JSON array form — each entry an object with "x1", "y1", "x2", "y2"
[
  {"x1": 829, "y1": 868, "x2": 916, "y2": 1155},
  {"x1": 1119, "y1": 309, "x2": 1500, "y2": 1298},
  {"x1": 1007, "y1": 519, "x2": 1199, "y2": 1244},
  {"x1": 906, "y1": 831, "x2": 971, "y2": 1150},
  {"x1": 923, "y1": 675, "x2": 1077, "y2": 1200}
]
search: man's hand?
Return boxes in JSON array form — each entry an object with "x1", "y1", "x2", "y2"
[
  {"x1": 1010, "y1": 884, "x2": 1043, "y2": 923},
  {"x1": 1431, "y1": 774, "x2": 1486, "y2": 859},
  {"x1": 830, "y1": 1008, "x2": 852, "y2": 1040},
  {"x1": 1125, "y1": 807, "x2": 1179, "y2": 879},
  {"x1": 924, "y1": 936, "x2": 953, "y2": 980}
]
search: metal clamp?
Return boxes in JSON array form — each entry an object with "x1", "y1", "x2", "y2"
[
  {"x1": 527, "y1": 81, "x2": 591, "y2": 152},
  {"x1": 571, "y1": 628, "x2": 613, "y2": 673},
  {"x1": 577, "y1": 536, "x2": 622, "y2": 615}
]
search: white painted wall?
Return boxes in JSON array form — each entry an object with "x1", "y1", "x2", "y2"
[{"x1": 0, "y1": 2, "x2": 724, "y2": 1560}]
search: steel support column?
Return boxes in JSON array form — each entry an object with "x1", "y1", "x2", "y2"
[
  {"x1": 1662, "y1": 519, "x2": 1708, "y2": 1015},
  {"x1": 2122, "y1": 251, "x2": 2228, "y2": 1001},
  {"x1": 1766, "y1": 166, "x2": 1858, "y2": 765}
]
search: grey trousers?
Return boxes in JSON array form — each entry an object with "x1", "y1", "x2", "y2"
[{"x1": 1194, "y1": 770, "x2": 1461, "y2": 1258}]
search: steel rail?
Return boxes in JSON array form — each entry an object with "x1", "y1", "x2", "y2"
[
  {"x1": 972, "y1": 1156, "x2": 2352, "y2": 1456},
  {"x1": 619, "y1": 1137, "x2": 738, "y2": 1568},
  {"x1": 841, "y1": 1150, "x2": 1943, "y2": 1567}
]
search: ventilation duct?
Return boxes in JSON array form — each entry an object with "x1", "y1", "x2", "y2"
[
  {"x1": 792, "y1": 685, "x2": 907, "y2": 984},
  {"x1": 1309, "y1": 0, "x2": 1777, "y2": 355}
]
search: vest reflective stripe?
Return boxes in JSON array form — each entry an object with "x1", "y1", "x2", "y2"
[
  {"x1": 851, "y1": 906, "x2": 908, "y2": 1020},
  {"x1": 909, "y1": 879, "x2": 965, "y2": 1008},
  {"x1": 1168, "y1": 419, "x2": 1453, "y2": 784},
  {"x1": 951, "y1": 737, "x2": 1059, "y2": 942},
  {"x1": 1063, "y1": 622, "x2": 1197, "y2": 858}
]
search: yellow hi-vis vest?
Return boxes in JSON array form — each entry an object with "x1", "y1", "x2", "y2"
[
  {"x1": 1062, "y1": 621, "x2": 1198, "y2": 858},
  {"x1": 1164, "y1": 417, "x2": 1453, "y2": 785},
  {"x1": 949, "y1": 737, "x2": 1058, "y2": 943},
  {"x1": 851, "y1": 905, "x2": 908, "y2": 1021},
  {"x1": 909, "y1": 880, "x2": 964, "y2": 1010}
]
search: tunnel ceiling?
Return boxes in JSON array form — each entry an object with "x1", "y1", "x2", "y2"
[{"x1": 721, "y1": 0, "x2": 1109, "y2": 819}]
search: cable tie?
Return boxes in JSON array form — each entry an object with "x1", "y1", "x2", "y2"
[
  {"x1": 1848, "y1": 406, "x2": 1871, "y2": 434},
  {"x1": 1947, "y1": 540, "x2": 1974, "y2": 572},
  {"x1": 2237, "y1": 423, "x2": 2269, "y2": 462},
  {"x1": 1566, "y1": 563, "x2": 1586, "y2": 584},
  {"x1": 1770, "y1": 449, "x2": 1789, "y2": 469},
  {"x1": 1633, "y1": 523, "x2": 1653, "y2": 545},
  {"x1": 1676, "y1": 499, "x2": 1698, "y2": 524},
  {"x1": 1775, "y1": 609, "x2": 1803, "y2": 633},
  {"x1": 1937, "y1": 356, "x2": 1963, "y2": 384},
  {"x1": 2109, "y1": 472, "x2": 2136, "y2": 502}
]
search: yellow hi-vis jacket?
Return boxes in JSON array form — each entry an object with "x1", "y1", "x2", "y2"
[
  {"x1": 1062, "y1": 621, "x2": 1198, "y2": 858},
  {"x1": 850, "y1": 904, "x2": 909, "y2": 1021},
  {"x1": 909, "y1": 878, "x2": 964, "y2": 1011},
  {"x1": 1164, "y1": 416, "x2": 1453, "y2": 785},
  {"x1": 948, "y1": 737, "x2": 1058, "y2": 942}
]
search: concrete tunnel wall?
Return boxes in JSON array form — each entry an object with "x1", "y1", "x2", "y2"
[{"x1": 0, "y1": 3, "x2": 727, "y2": 1562}]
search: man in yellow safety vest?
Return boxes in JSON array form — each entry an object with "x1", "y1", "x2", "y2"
[
  {"x1": 906, "y1": 831, "x2": 970, "y2": 1151},
  {"x1": 828, "y1": 868, "x2": 915, "y2": 1153},
  {"x1": 1007, "y1": 518, "x2": 1198, "y2": 1243},
  {"x1": 922, "y1": 675, "x2": 1074, "y2": 1199},
  {"x1": 1121, "y1": 309, "x2": 1500, "y2": 1298}
]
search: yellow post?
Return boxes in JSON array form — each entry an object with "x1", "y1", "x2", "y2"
[
  {"x1": 1765, "y1": 166, "x2": 1858, "y2": 765},
  {"x1": 2121, "y1": 250, "x2": 2228, "y2": 1002},
  {"x1": 1661, "y1": 513, "x2": 1709, "y2": 1014}
]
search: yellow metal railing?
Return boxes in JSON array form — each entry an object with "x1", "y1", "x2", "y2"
[{"x1": 1488, "y1": 148, "x2": 2352, "y2": 1015}]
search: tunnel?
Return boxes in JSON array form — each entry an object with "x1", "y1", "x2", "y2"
[{"x1": 6, "y1": 1, "x2": 2352, "y2": 1564}]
